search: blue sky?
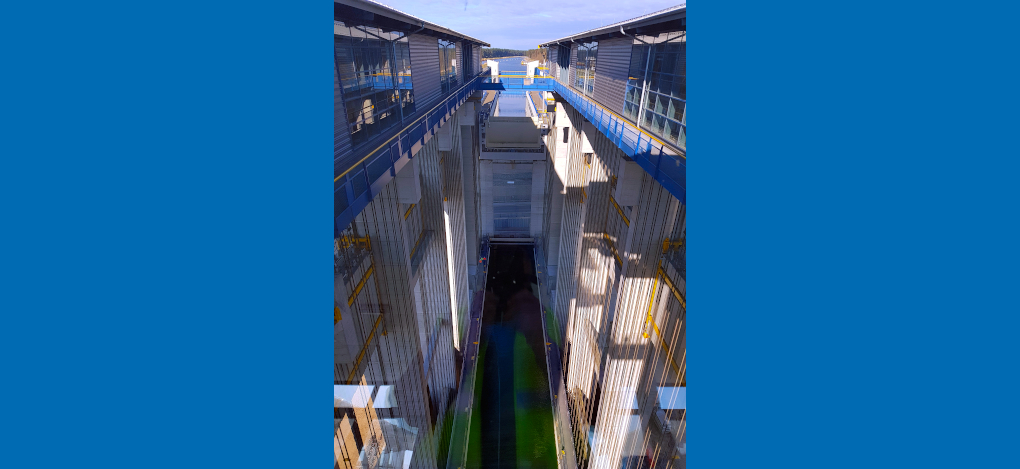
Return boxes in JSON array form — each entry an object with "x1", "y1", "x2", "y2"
[{"x1": 380, "y1": 0, "x2": 684, "y2": 50}]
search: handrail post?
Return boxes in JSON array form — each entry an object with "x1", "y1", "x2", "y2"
[{"x1": 343, "y1": 173, "x2": 356, "y2": 209}]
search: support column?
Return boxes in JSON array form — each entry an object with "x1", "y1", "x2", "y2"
[
  {"x1": 479, "y1": 160, "x2": 494, "y2": 236},
  {"x1": 530, "y1": 160, "x2": 547, "y2": 237}
]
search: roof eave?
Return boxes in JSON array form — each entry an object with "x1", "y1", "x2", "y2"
[
  {"x1": 336, "y1": 0, "x2": 490, "y2": 46},
  {"x1": 538, "y1": 8, "x2": 685, "y2": 47}
]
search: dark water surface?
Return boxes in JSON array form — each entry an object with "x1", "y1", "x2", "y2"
[{"x1": 466, "y1": 244, "x2": 557, "y2": 468}]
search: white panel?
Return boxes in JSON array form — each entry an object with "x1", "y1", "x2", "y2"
[
  {"x1": 486, "y1": 117, "x2": 541, "y2": 148},
  {"x1": 457, "y1": 101, "x2": 476, "y2": 126},
  {"x1": 615, "y1": 161, "x2": 644, "y2": 206},
  {"x1": 395, "y1": 157, "x2": 421, "y2": 204},
  {"x1": 436, "y1": 122, "x2": 453, "y2": 151}
]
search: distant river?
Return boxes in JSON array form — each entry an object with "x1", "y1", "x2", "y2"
[
  {"x1": 491, "y1": 56, "x2": 528, "y2": 73},
  {"x1": 488, "y1": 57, "x2": 533, "y2": 117}
]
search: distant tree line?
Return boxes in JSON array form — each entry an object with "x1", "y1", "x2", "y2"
[{"x1": 481, "y1": 48, "x2": 548, "y2": 62}]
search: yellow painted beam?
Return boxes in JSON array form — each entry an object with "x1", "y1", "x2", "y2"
[
  {"x1": 657, "y1": 266, "x2": 686, "y2": 310},
  {"x1": 338, "y1": 235, "x2": 371, "y2": 250},
  {"x1": 608, "y1": 196, "x2": 630, "y2": 226},
  {"x1": 409, "y1": 230, "x2": 425, "y2": 260},
  {"x1": 645, "y1": 261, "x2": 682, "y2": 376},
  {"x1": 404, "y1": 204, "x2": 416, "y2": 220},
  {"x1": 346, "y1": 314, "x2": 384, "y2": 384},
  {"x1": 651, "y1": 318, "x2": 681, "y2": 376},
  {"x1": 347, "y1": 264, "x2": 375, "y2": 307},
  {"x1": 662, "y1": 238, "x2": 684, "y2": 253}
]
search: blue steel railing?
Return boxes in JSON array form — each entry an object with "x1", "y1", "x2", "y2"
[
  {"x1": 550, "y1": 78, "x2": 686, "y2": 202},
  {"x1": 480, "y1": 75, "x2": 686, "y2": 203},
  {"x1": 335, "y1": 72, "x2": 686, "y2": 233},
  {"x1": 344, "y1": 75, "x2": 414, "y2": 91},
  {"x1": 334, "y1": 73, "x2": 487, "y2": 233}
]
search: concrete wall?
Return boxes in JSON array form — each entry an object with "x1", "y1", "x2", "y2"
[
  {"x1": 460, "y1": 96, "x2": 480, "y2": 290},
  {"x1": 530, "y1": 160, "x2": 547, "y2": 237},
  {"x1": 439, "y1": 111, "x2": 471, "y2": 348},
  {"x1": 335, "y1": 102, "x2": 477, "y2": 469},
  {"x1": 547, "y1": 98, "x2": 687, "y2": 469},
  {"x1": 478, "y1": 160, "x2": 493, "y2": 236}
]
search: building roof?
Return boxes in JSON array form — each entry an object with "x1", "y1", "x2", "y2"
[
  {"x1": 335, "y1": 0, "x2": 490, "y2": 46},
  {"x1": 538, "y1": 3, "x2": 686, "y2": 47}
]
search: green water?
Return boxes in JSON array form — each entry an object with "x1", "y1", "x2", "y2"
[{"x1": 464, "y1": 245, "x2": 557, "y2": 468}]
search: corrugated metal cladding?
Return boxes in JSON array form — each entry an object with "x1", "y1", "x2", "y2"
[
  {"x1": 335, "y1": 108, "x2": 476, "y2": 469},
  {"x1": 548, "y1": 46, "x2": 558, "y2": 79},
  {"x1": 549, "y1": 101, "x2": 686, "y2": 469},
  {"x1": 455, "y1": 42, "x2": 462, "y2": 81},
  {"x1": 334, "y1": 58, "x2": 353, "y2": 174},
  {"x1": 569, "y1": 43, "x2": 578, "y2": 87},
  {"x1": 591, "y1": 37, "x2": 631, "y2": 116},
  {"x1": 409, "y1": 33, "x2": 441, "y2": 108},
  {"x1": 472, "y1": 47, "x2": 480, "y2": 76},
  {"x1": 460, "y1": 43, "x2": 471, "y2": 78},
  {"x1": 492, "y1": 166, "x2": 533, "y2": 236}
]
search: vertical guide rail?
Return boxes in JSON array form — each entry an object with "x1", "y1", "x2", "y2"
[
  {"x1": 534, "y1": 239, "x2": 578, "y2": 469},
  {"x1": 445, "y1": 237, "x2": 490, "y2": 469}
]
